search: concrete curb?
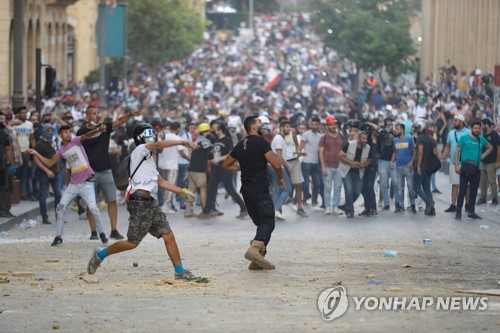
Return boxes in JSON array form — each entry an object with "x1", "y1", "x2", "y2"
[{"x1": 0, "y1": 199, "x2": 54, "y2": 232}]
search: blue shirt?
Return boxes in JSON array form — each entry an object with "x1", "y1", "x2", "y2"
[
  {"x1": 457, "y1": 134, "x2": 488, "y2": 166},
  {"x1": 393, "y1": 136, "x2": 414, "y2": 166},
  {"x1": 447, "y1": 127, "x2": 470, "y2": 164}
]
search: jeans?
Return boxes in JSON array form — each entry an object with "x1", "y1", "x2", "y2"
[
  {"x1": 18, "y1": 152, "x2": 33, "y2": 198},
  {"x1": 158, "y1": 169, "x2": 178, "y2": 207},
  {"x1": 379, "y1": 160, "x2": 399, "y2": 207},
  {"x1": 342, "y1": 170, "x2": 363, "y2": 215},
  {"x1": 396, "y1": 165, "x2": 415, "y2": 206},
  {"x1": 56, "y1": 180, "x2": 105, "y2": 237},
  {"x1": 176, "y1": 163, "x2": 189, "y2": 207},
  {"x1": 269, "y1": 166, "x2": 292, "y2": 211},
  {"x1": 203, "y1": 165, "x2": 246, "y2": 214},
  {"x1": 323, "y1": 167, "x2": 342, "y2": 208},
  {"x1": 414, "y1": 170, "x2": 433, "y2": 205},
  {"x1": 457, "y1": 168, "x2": 481, "y2": 214},
  {"x1": 38, "y1": 171, "x2": 63, "y2": 220},
  {"x1": 241, "y1": 184, "x2": 275, "y2": 246},
  {"x1": 301, "y1": 162, "x2": 322, "y2": 205},
  {"x1": 361, "y1": 165, "x2": 378, "y2": 211}
]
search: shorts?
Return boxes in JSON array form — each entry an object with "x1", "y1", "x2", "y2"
[
  {"x1": 287, "y1": 159, "x2": 304, "y2": 184},
  {"x1": 188, "y1": 171, "x2": 207, "y2": 193},
  {"x1": 448, "y1": 163, "x2": 460, "y2": 185},
  {"x1": 93, "y1": 169, "x2": 118, "y2": 202},
  {"x1": 126, "y1": 199, "x2": 172, "y2": 244}
]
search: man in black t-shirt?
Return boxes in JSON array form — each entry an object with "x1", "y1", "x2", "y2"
[
  {"x1": 223, "y1": 116, "x2": 284, "y2": 270},
  {"x1": 76, "y1": 106, "x2": 140, "y2": 240},
  {"x1": 413, "y1": 118, "x2": 438, "y2": 216},
  {"x1": 198, "y1": 120, "x2": 247, "y2": 219},
  {"x1": 0, "y1": 112, "x2": 13, "y2": 218},
  {"x1": 184, "y1": 123, "x2": 212, "y2": 217},
  {"x1": 478, "y1": 118, "x2": 500, "y2": 205}
]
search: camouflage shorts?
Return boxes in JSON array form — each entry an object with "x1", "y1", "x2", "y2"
[{"x1": 126, "y1": 200, "x2": 172, "y2": 244}]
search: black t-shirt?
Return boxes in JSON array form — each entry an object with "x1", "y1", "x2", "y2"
[
  {"x1": 34, "y1": 140, "x2": 59, "y2": 173},
  {"x1": 482, "y1": 130, "x2": 500, "y2": 164},
  {"x1": 76, "y1": 122, "x2": 113, "y2": 172},
  {"x1": 415, "y1": 133, "x2": 436, "y2": 167},
  {"x1": 212, "y1": 135, "x2": 234, "y2": 168},
  {"x1": 230, "y1": 135, "x2": 271, "y2": 189},
  {"x1": 342, "y1": 141, "x2": 372, "y2": 175},
  {"x1": 189, "y1": 137, "x2": 212, "y2": 173}
]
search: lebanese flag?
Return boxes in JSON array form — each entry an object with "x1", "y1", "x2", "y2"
[
  {"x1": 265, "y1": 67, "x2": 281, "y2": 92},
  {"x1": 317, "y1": 80, "x2": 343, "y2": 96}
]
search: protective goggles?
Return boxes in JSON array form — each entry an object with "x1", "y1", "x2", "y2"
[{"x1": 142, "y1": 128, "x2": 155, "y2": 137}]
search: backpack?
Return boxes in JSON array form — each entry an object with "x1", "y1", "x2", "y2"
[{"x1": 113, "y1": 155, "x2": 147, "y2": 191}]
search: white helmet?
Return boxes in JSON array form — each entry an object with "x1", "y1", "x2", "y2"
[
  {"x1": 412, "y1": 118, "x2": 428, "y2": 134},
  {"x1": 258, "y1": 115, "x2": 270, "y2": 124}
]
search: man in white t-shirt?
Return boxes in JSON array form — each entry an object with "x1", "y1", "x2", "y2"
[
  {"x1": 86, "y1": 123, "x2": 205, "y2": 282},
  {"x1": 13, "y1": 106, "x2": 35, "y2": 201},
  {"x1": 298, "y1": 117, "x2": 323, "y2": 210},
  {"x1": 158, "y1": 122, "x2": 189, "y2": 214}
]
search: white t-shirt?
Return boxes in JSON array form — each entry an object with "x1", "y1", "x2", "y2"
[
  {"x1": 14, "y1": 121, "x2": 34, "y2": 152},
  {"x1": 158, "y1": 133, "x2": 182, "y2": 170},
  {"x1": 130, "y1": 144, "x2": 158, "y2": 198},
  {"x1": 271, "y1": 134, "x2": 287, "y2": 160},
  {"x1": 301, "y1": 130, "x2": 321, "y2": 163},
  {"x1": 414, "y1": 105, "x2": 427, "y2": 119}
]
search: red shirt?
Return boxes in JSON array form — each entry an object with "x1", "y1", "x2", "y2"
[{"x1": 319, "y1": 133, "x2": 343, "y2": 168}]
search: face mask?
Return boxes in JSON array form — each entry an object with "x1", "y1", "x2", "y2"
[
  {"x1": 41, "y1": 124, "x2": 54, "y2": 141},
  {"x1": 258, "y1": 123, "x2": 269, "y2": 135},
  {"x1": 91, "y1": 121, "x2": 100, "y2": 127}
]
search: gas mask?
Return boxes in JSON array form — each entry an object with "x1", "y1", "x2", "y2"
[{"x1": 258, "y1": 123, "x2": 269, "y2": 136}]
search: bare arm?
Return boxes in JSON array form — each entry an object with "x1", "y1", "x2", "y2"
[
  {"x1": 179, "y1": 149, "x2": 190, "y2": 161},
  {"x1": 33, "y1": 155, "x2": 55, "y2": 178},
  {"x1": 27, "y1": 149, "x2": 60, "y2": 168},
  {"x1": 111, "y1": 110, "x2": 140, "y2": 130},
  {"x1": 158, "y1": 175, "x2": 182, "y2": 194},
  {"x1": 146, "y1": 139, "x2": 197, "y2": 151},
  {"x1": 441, "y1": 143, "x2": 451, "y2": 162},
  {"x1": 222, "y1": 154, "x2": 240, "y2": 172},
  {"x1": 80, "y1": 126, "x2": 104, "y2": 142},
  {"x1": 481, "y1": 143, "x2": 493, "y2": 160},
  {"x1": 454, "y1": 146, "x2": 461, "y2": 173},
  {"x1": 275, "y1": 149, "x2": 288, "y2": 170},
  {"x1": 318, "y1": 145, "x2": 326, "y2": 171},
  {"x1": 29, "y1": 133, "x2": 36, "y2": 149}
]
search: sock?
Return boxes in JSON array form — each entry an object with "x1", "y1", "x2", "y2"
[
  {"x1": 174, "y1": 265, "x2": 184, "y2": 274},
  {"x1": 97, "y1": 248, "x2": 107, "y2": 260}
]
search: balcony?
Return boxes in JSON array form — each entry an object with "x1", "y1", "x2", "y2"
[{"x1": 46, "y1": 0, "x2": 79, "y2": 7}]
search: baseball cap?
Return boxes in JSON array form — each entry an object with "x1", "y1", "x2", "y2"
[{"x1": 454, "y1": 114, "x2": 465, "y2": 122}]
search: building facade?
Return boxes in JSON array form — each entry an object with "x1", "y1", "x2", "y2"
[{"x1": 421, "y1": 0, "x2": 500, "y2": 81}]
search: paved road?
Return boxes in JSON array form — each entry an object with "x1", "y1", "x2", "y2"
[{"x1": 1, "y1": 172, "x2": 499, "y2": 332}]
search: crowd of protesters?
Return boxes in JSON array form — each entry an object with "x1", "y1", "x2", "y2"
[{"x1": 0, "y1": 12, "x2": 499, "y2": 228}]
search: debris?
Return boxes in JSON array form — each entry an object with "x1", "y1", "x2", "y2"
[
  {"x1": 308, "y1": 278, "x2": 318, "y2": 282},
  {"x1": 19, "y1": 219, "x2": 38, "y2": 230},
  {"x1": 155, "y1": 277, "x2": 212, "y2": 287},
  {"x1": 35, "y1": 277, "x2": 46, "y2": 281},
  {"x1": 133, "y1": 262, "x2": 138, "y2": 267},
  {"x1": 52, "y1": 322, "x2": 60, "y2": 330},
  {"x1": 0, "y1": 272, "x2": 8, "y2": 276},
  {"x1": 423, "y1": 238, "x2": 432, "y2": 245},
  {"x1": 368, "y1": 280, "x2": 383, "y2": 285},
  {"x1": 81, "y1": 275, "x2": 99, "y2": 283},
  {"x1": 402, "y1": 264, "x2": 412, "y2": 268},
  {"x1": 0, "y1": 277, "x2": 9, "y2": 284},
  {"x1": 12, "y1": 272, "x2": 34, "y2": 277},
  {"x1": 383, "y1": 249, "x2": 397, "y2": 257},
  {"x1": 388, "y1": 287, "x2": 403, "y2": 292},
  {"x1": 479, "y1": 225, "x2": 491, "y2": 230},
  {"x1": 45, "y1": 259, "x2": 60, "y2": 263},
  {"x1": 366, "y1": 274, "x2": 376, "y2": 279},
  {"x1": 331, "y1": 281, "x2": 342, "y2": 286}
]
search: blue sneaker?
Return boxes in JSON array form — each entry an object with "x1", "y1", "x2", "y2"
[{"x1": 99, "y1": 232, "x2": 108, "y2": 244}]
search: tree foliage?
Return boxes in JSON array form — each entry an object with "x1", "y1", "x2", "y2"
[
  {"x1": 128, "y1": 0, "x2": 204, "y2": 67},
  {"x1": 310, "y1": 0, "x2": 417, "y2": 81}
]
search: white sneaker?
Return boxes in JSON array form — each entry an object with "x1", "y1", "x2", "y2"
[
  {"x1": 161, "y1": 205, "x2": 175, "y2": 215},
  {"x1": 291, "y1": 204, "x2": 298, "y2": 212},
  {"x1": 275, "y1": 211, "x2": 285, "y2": 220},
  {"x1": 311, "y1": 205, "x2": 323, "y2": 211},
  {"x1": 332, "y1": 207, "x2": 344, "y2": 215},
  {"x1": 324, "y1": 207, "x2": 332, "y2": 215}
]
